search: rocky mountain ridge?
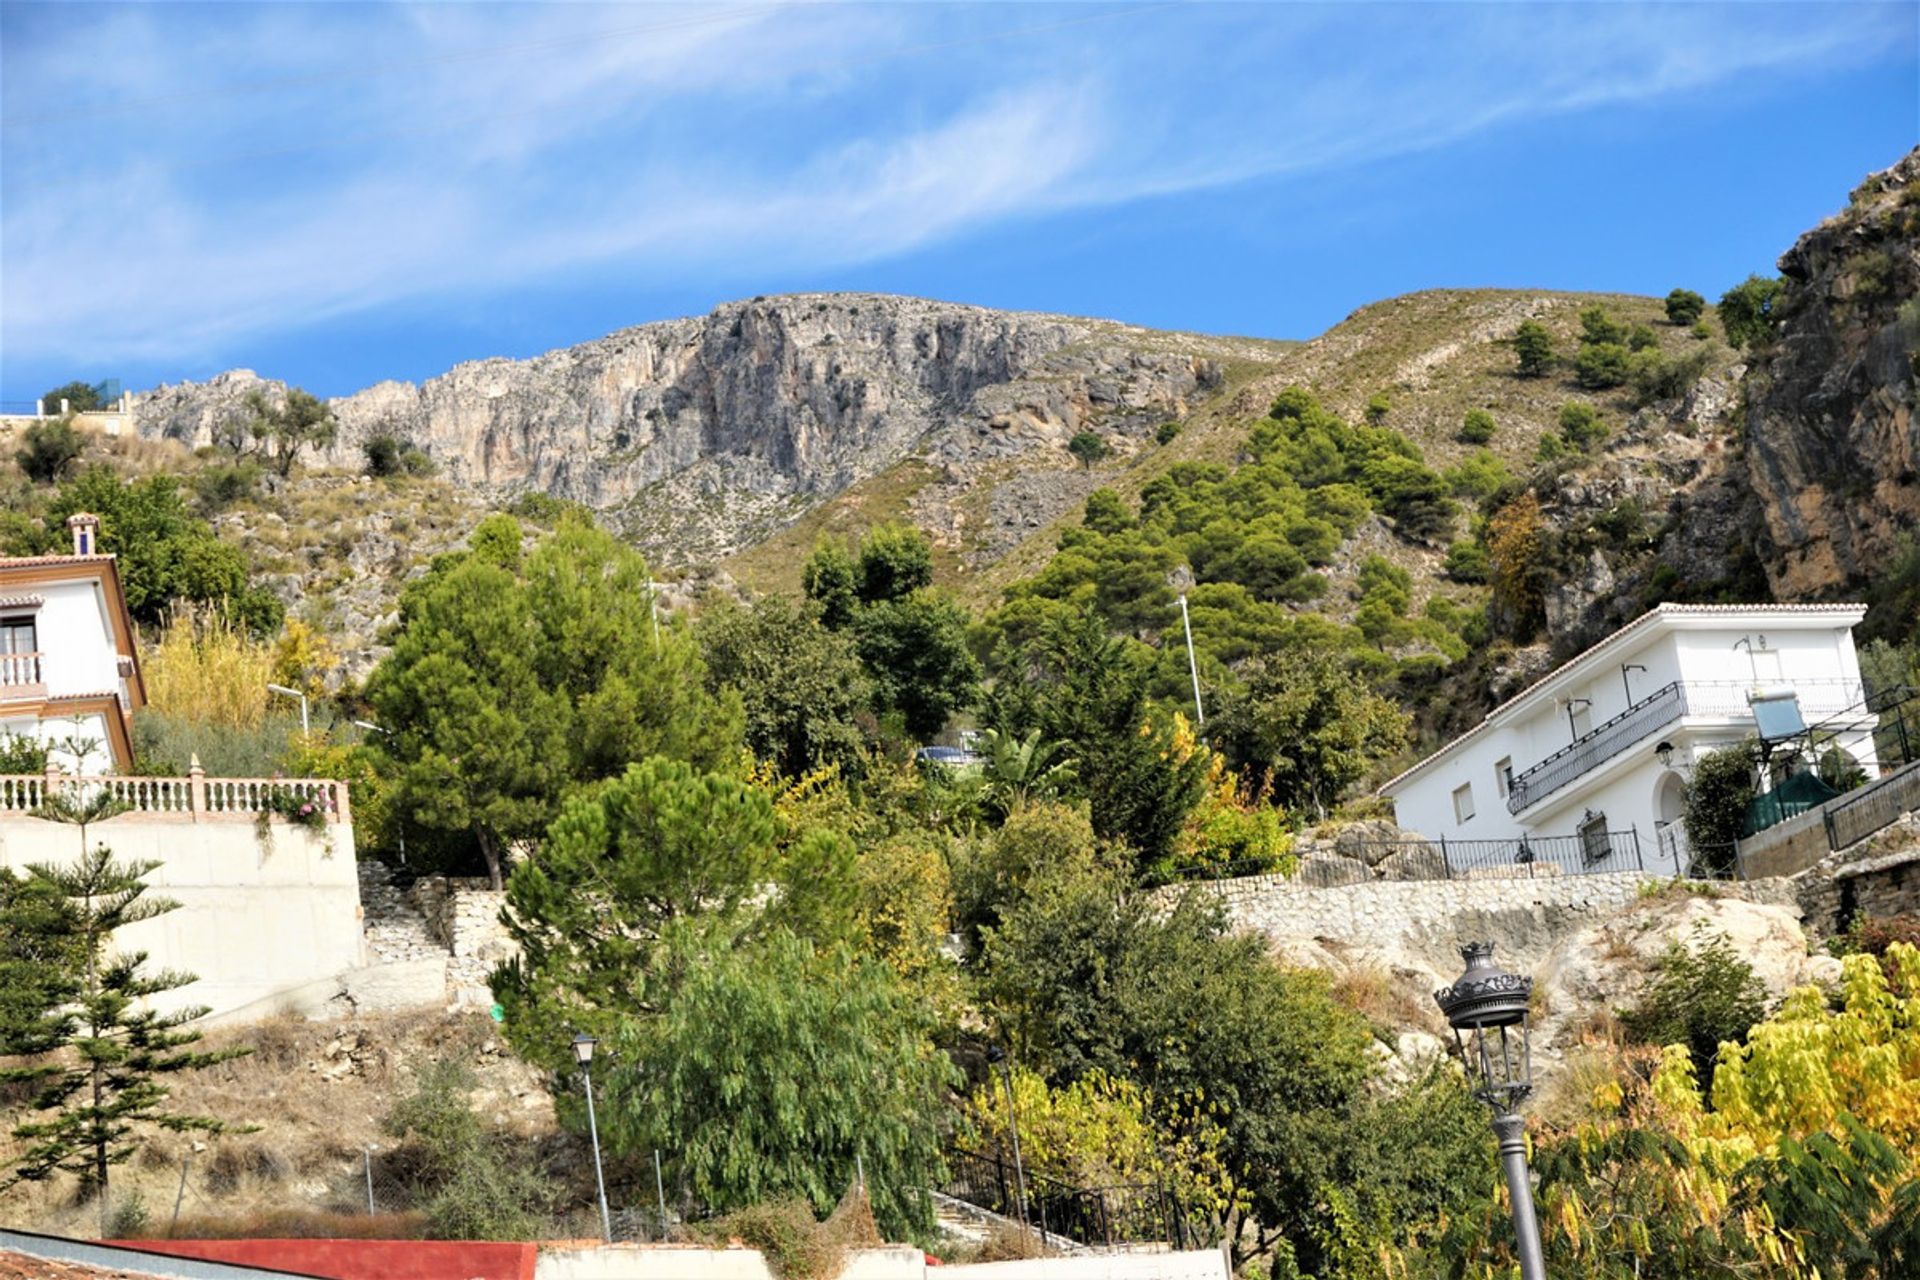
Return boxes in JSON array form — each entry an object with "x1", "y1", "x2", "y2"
[{"x1": 135, "y1": 295, "x2": 1288, "y2": 565}]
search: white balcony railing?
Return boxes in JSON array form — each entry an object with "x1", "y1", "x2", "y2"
[
  {"x1": 1679, "y1": 677, "x2": 1867, "y2": 719},
  {"x1": 0, "y1": 650, "x2": 44, "y2": 690},
  {"x1": 0, "y1": 767, "x2": 350, "y2": 825}
]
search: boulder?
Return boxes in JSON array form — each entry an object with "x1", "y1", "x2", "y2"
[
  {"x1": 1378, "y1": 844, "x2": 1450, "y2": 881},
  {"x1": 1294, "y1": 854, "x2": 1371, "y2": 888},
  {"x1": 1332, "y1": 819, "x2": 1417, "y2": 868}
]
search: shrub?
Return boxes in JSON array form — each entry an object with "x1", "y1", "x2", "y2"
[
  {"x1": 1155, "y1": 421, "x2": 1182, "y2": 445},
  {"x1": 1458, "y1": 408, "x2": 1495, "y2": 443},
  {"x1": 1364, "y1": 392, "x2": 1392, "y2": 424},
  {"x1": 39, "y1": 380, "x2": 103, "y2": 414},
  {"x1": 1535, "y1": 432, "x2": 1567, "y2": 462},
  {"x1": 1691, "y1": 319, "x2": 1712, "y2": 340},
  {"x1": 383, "y1": 1060, "x2": 546, "y2": 1241},
  {"x1": 1443, "y1": 448, "x2": 1511, "y2": 501},
  {"x1": 1666, "y1": 288, "x2": 1707, "y2": 326},
  {"x1": 1512, "y1": 320, "x2": 1554, "y2": 377},
  {"x1": 1831, "y1": 914, "x2": 1920, "y2": 981},
  {"x1": 1558, "y1": 401, "x2": 1607, "y2": 450},
  {"x1": 1443, "y1": 539, "x2": 1490, "y2": 583},
  {"x1": 1574, "y1": 342, "x2": 1630, "y2": 389},
  {"x1": 1579, "y1": 306, "x2": 1628, "y2": 347},
  {"x1": 1618, "y1": 925, "x2": 1768, "y2": 1087},
  {"x1": 1627, "y1": 323, "x2": 1660, "y2": 352},
  {"x1": 15, "y1": 419, "x2": 86, "y2": 483},
  {"x1": 192, "y1": 461, "x2": 262, "y2": 512},
  {"x1": 143, "y1": 608, "x2": 275, "y2": 728},
  {"x1": 1630, "y1": 346, "x2": 1715, "y2": 407},
  {"x1": 0, "y1": 732, "x2": 49, "y2": 772},
  {"x1": 1719, "y1": 275, "x2": 1785, "y2": 349},
  {"x1": 363, "y1": 429, "x2": 434, "y2": 478}
]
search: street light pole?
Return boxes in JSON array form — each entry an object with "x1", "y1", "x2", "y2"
[
  {"x1": 1178, "y1": 594, "x2": 1204, "y2": 727},
  {"x1": 267, "y1": 683, "x2": 309, "y2": 737},
  {"x1": 1434, "y1": 943, "x2": 1547, "y2": 1280},
  {"x1": 573, "y1": 1033, "x2": 612, "y2": 1245}
]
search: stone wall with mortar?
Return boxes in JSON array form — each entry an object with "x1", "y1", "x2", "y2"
[
  {"x1": 1788, "y1": 812, "x2": 1920, "y2": 938},
  {"x1": 1160, "y1": 868, "x2": 1798, "y2": 974},
  {"x1": 406, "y1": 875, "x2": 515, "y2": 1005}
]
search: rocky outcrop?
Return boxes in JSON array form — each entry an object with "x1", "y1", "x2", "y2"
[
  {"x1": 1743, "y1": 149, "x2": 1920, "y2": 599},
  {"x1": 135, "y1": 295, "x2": 1255, "y2": 565}
]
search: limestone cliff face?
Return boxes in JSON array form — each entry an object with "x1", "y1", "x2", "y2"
[
  {"x1": 135, "y1": 295, "x2": 1243, "y2": 562},
  {"x1": 1743, "y1": 149, "x2": 1920, "y2": 599}
]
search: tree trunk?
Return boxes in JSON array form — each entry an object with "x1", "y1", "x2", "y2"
[{"x1": 477, "y1": 826, "x2": 504, "y2": 890}]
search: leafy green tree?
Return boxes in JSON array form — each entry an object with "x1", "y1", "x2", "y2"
[
  {"x1": 980, "y1": 871, "x2": 1378, "y2": 1270},
  {"x1": 854, "y1": 522, "x2": 934, "y2": 604},
  {"x1": 1579, "y1": 306, "x2": 1628, "y2": 347},
  {"x1": 367, "y1": 516, "x2": 742, "y2": 885},
  {"x1": 1082, "y1": 488, "x2": 1133, "y2": 535},
  {"x1": 1719, "y1": 275, "x2": 1785, "y2": 348},
  {"x1": 855, "y1": 591, "x2": 980, "y2": 739},
  {"x1": 1559, "y1": 400, "x2": 1608, "y2": 450},
  {"x1": 1619, "y1": 925, "x2": 1768, "y2": 1086},
  {"x1": 1005, "y1": 610, "x2": 1206, "y2": 874},
  {"x1": 701, "y1": 595, "x2": 872, "y2": 779},
  {"x1": 3, "y1": 822, "x2": 243, "y2": 1222},
  {"x1": 40, "y1": 381, "x2": 104, "y2": 414},
  {"x1": 40, "y1": 467, "x2": 282, "y2": 633},
  {"x1": 243, "y1": 387, "x2": 338, "y2": 477},
  {"x1": 1684, "y1": 740, "x2": 1756, "y2": 875},
  {"x1": 1665, "y1": 288, "x2": 1707, "y2": 326},
  {"x1": 1209, "y1": 646, "x2": 1408, "y2": 818},
  {"x1": 15, "y1": 419, "x2": 86, "y2": 483},
  {"x1": 1443, "y1": 448, "x2": 1511, "y2": 501},
  {"x1": 491, "y1": 757, "x2": 854, "y2": 1066},
  {"x1": 1512, "y1": 320, "x2": 1555, "y2": 377},
  {"x1": 1364, "y1": 391, "x2": 1392, "y2": 424},
  {"x1": 1458, "y1": 408, "x2": 1496, "y2": 444},
  {"x1": 801, "y1": 536, "x2": 860, "y2": 629},
  {"x1": 606, "y1": 925, "x2": 953, "y2": 1237},
  {"x1": 1068, "y1": 431, "x2": 1111, "y2": 469}
]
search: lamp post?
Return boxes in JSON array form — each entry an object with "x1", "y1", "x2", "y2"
[
  {"x1": 573, "y1": 1033, "x2": 612, "y2": 1245},
  {"x1": 267, "y1": 683, "x2": 309, "y2": 737},
  {"x1": 1434, "y1": 943, "x2": 1546, "y2": 1280}
]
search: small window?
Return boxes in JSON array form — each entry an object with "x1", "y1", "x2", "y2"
[
  {"x1": 1578, "y1": 811, "x2": 1610, "y2": 865},
  {"x1": 1494, "y1": 757, "x2": 1513, "y2": 799},
  {"x1": 0, "y1": 617, "x2": 36, "y2": 654},
  {"x1": 1452, "y1": 782, "x2": 1476, "y2": 823}
]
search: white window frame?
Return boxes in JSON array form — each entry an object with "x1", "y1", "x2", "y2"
[
  {"x1": 1452, "y1": 782, "x2": 1476, "y2": 824},
  {"x1": 1494, "y1": 756, "x2": 1513, "y2": 799}
]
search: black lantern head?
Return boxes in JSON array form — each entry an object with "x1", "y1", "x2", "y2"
[
  {"x1": 1434, "y1": 942, "x2": 1534, "y2": 1111},
  {"x1": 571, "y1": 1032, "x2": 597, "y2": 1067}
]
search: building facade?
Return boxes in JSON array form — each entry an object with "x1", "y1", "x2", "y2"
[
  {"x1": 0, "y1": 514, "x2": 146, "y2": 770},
  {"x1": 1380, "y1": 603, "x2": 1878, "y2": 876}
]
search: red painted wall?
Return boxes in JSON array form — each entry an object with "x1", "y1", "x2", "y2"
[{"x1": 122, "y1": 1238, "x2": 537, "y2": 1280}]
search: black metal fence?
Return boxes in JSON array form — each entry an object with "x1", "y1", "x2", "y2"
[
  {"x1": 1506, "y1": 682, "x2": 1684, "y2": 815},
  {"x1": 941, "y1": 1146, "x2": 1194, "y2": 1249},
  {"x1": 1824, "y1": 760, "x2": 1920, "y2": 854},
  {"x1": 1169, "y1": 828, "x2": 1655, "y2": 885}
]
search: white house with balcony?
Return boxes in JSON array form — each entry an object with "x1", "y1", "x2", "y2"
[
  {"x1": 0, "y1": 515, "x2": 372, "y2": 1019},
  {"x1": 1379, "y1": 603, "x2": 1881, "y2": 877},
  {"x1": 0, "y1": 514, "x2": 145, "y2": 770}
]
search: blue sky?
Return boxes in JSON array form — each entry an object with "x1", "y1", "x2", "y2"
[{"x1": 2, "y1": 2, "x2": 1914, "y2": 404}]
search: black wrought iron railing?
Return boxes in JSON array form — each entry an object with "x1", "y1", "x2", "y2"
[
  {"x1": 1507, "y1": 682, "x2": 1686, "y2": 815},
  {"x1": 941, "y1": 1146, "x2": 1194, "y2": 1249}
]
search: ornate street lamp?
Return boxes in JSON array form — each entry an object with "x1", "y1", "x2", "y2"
[
  {"x1": 1434, "y1": 943, "x2": 1547, "y2": 1280},
  {"x1": 573, "y1": 1033, "x2": 613, "y2": 1245}
]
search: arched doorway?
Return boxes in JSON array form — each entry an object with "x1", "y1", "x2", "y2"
[{"x1": 1653, "y1": 771, "x2": 1689, "y2": 874}]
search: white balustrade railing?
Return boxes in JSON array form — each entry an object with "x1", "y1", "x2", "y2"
[
  {"x1": 0, "y1": 768, "x2": 349, "y2": 824},
  {"x1": 0, "y1": 651, "x2": 43, "y2": 688},
  {"x1": 1679, "y1": 678, "x2": 1867, "y2": 718}
]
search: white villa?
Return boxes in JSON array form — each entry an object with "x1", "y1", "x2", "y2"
[
  {"x1": 1380, "y1": 603, "x2": 1882, "y2": 876},
  {"x1": 0, "y1": 515, "x2": 366, "y2": 1018},
  {"x1": 0, "y1": 514, "x2": 145, "y2": 770}
]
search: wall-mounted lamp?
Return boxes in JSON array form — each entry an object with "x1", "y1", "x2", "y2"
[{"x1": 1655, "y1": 741, "x2": 1674, "y2": 770}]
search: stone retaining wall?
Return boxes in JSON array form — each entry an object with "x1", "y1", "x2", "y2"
[
  {"x1": 406, "y1": 875, "x2": 514, "y2": 1005},
  {"x1": 1161, "y1": 869, "x2": 1797, "y2": 972}
]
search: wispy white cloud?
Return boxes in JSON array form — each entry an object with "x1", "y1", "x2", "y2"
[{"x1": 0, "y1": 1, "x2": 1908, "y2": 370}]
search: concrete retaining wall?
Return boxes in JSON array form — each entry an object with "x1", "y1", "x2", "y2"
[{"x1": 0, "y1": 811, "x2": 361, "y2": 1018}]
